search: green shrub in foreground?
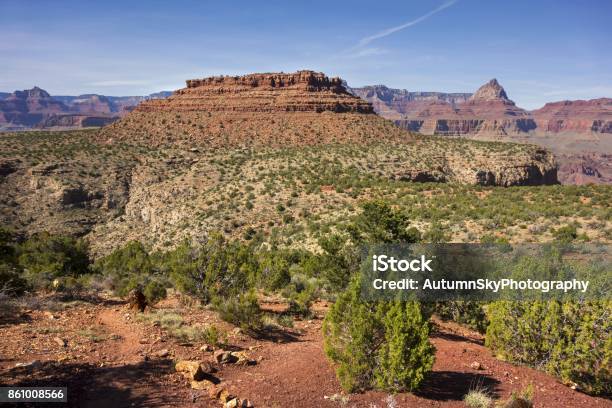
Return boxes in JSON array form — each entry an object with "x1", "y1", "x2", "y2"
[
  {"x1": 486, "y1": 300, "x2": 611, "y2": 395},
  {"x1": 323, "y1": 277, "x2": 434, "y2": 392}
]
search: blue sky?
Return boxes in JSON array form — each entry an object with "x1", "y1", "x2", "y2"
[{"x1": 1, "y1": 0, "x2": 610, "y2": 109}]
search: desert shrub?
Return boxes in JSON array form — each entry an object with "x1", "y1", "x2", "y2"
[
  {"x1": 0, "y1": 263, "x2": 28, "y2": 296},
  {"x1": 348, "y1": 200, "x2": 419, "y2": 244},
  {"x1": 200, "y1": 324, "x2": 222, "y2": 347},
  {"x1": 486, "y1": 300, "x2": 610, "y2": 395},
  {"x1": 93, "y1": 241, "x2": 166, "y2": 304},
  {"x1": 164, "y1": 234, "x2": 257, "y2": 304},
  {"x1": 142, "y1": 279, "x2": 167, "y2": 304},
  {"x1": 423, "y1": 222, "x2": 450, "y2": 243},
  {"x1": 498, "y1": 384, "x2": 534, "y2": 408},
  {"x1": 551, "y1": 224, "x2": 578, "y2": 243},
  {"x1": 172, "y1": 324, "x2": 217, "y2": 343},
  {"x1": 277, "y1": 314, "x2": 294, "y2": 328},
  {"x1": 286, "y1": 286, "x2": 315, "y2": 318},
  {"x1": 215, "y1": 291, "x2": 263, "y2": 333},
  {"x1": 17, "y1": 232, "x2": 90, "y2": 290},
  {"x1": 139, "y1": 310, "x2": 183, "y2": 330},
  {"x1": 258, "y1": 251, "x2": 291, "y2": 291},
  {"x1": 323, "y1": 277, "x2": 434, "y2": 392},
  {"x1": 486, "y1": 245, "x2": 611, "y2": 394},
  {"x1": 313, "y1": 234, "x2": 361, "y2": 292},
  {"x1": 463, "y1": 387, "x2": 492, "y2": 408}
]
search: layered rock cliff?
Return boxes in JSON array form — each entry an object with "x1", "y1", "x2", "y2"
[
  {"x1": 99, "y1": 70, "x2": 556, "y2": 186},
  {"x1": 532, "y1": 98, "x2": 612, "y2": 134},
  {"x1": 348, "y1": 85, "x2": 471, "y2": 120},
  {"x1": 351, "y1": 79, "x2": 610, "y2": 137},
  {"x1": 99, "y1": 71, "x2": 414, "y2": 148},
  {"x1": 136, "y1": 71, "x2": 373, "y2": 114},
  {"x1": 0, "y1": 88, "x2": 173, "y2": 130},
  {"x1": 0, "y1": 87, "x2": 68, "y2": 128},
  {"x1": 391, "y1": 79, "x2": 537, "y2": 136}
]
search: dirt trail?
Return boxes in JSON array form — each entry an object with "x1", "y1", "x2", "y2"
[
  {"x1": 97, "y1": 308, "x2": 144, "y2": 364},
  {"x1": 80, "y1": 307, "x2": 194, "y2": 408}
]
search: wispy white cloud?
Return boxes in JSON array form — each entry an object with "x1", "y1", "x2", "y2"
[{"x1": 356, "y1": 0, "x2": 458, "y2": 48}]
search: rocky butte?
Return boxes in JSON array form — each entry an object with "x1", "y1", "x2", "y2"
[
  {"x1": 99, "y1": 70, "x2": 406, "y2": 148},
  {"x1": 532, "y1": 98, "x2": 612, "y2": 134}
]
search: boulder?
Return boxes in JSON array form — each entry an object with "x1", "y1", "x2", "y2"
[
  {"x1": 190, "y1": 380, "x2": 213, "y2": 390},
  {"x1": 175, "y1": 360, "x2": 206, "y2": 381}
]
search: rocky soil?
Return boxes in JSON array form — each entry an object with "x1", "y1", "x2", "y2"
[{"x1": 1, "y1": 294, "x2": 610, "y2": 407}]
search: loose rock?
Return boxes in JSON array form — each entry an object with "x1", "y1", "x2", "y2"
[
  {"x1": 53, "y1": 337, "x2": 67, "y2": 347},
  {"x1": 154, "y1": 349, "x2": 170, "y2": 358},
  {"x1": 470, "y1": 361, "x2": 483, "y2": 370},
  {"x1": 175, "y1": 360, "x2": 206, "y2": 381}
]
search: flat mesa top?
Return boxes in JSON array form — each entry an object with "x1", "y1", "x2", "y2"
[{"x1": 184, "y1": 70, "x2": 344, "y2": 91}]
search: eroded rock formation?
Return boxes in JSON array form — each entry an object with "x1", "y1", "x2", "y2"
[
  {"x1": 0, "y1": 87, "x2": 68, "y2": 128},
  {"x1": 99, "y1": 71, "x2": 412, "y2": 148},
  {"x1": 351, "y1": 80, "x2": 611, "y2": 137},
  {"x1": 532, "y1": 98, "x2": 612, "y2": 134},
  {"x1": 135, "y1": 71, "x2": 373, "y2": 114}
]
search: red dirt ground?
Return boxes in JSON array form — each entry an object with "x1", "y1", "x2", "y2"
[{"x1": 0, "y1": 295, "x2": 610, "y2": 408}]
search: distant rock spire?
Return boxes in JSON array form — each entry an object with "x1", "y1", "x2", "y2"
[{"x1": 470, "y1": 79, "x2": 509, "y2": 101}]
